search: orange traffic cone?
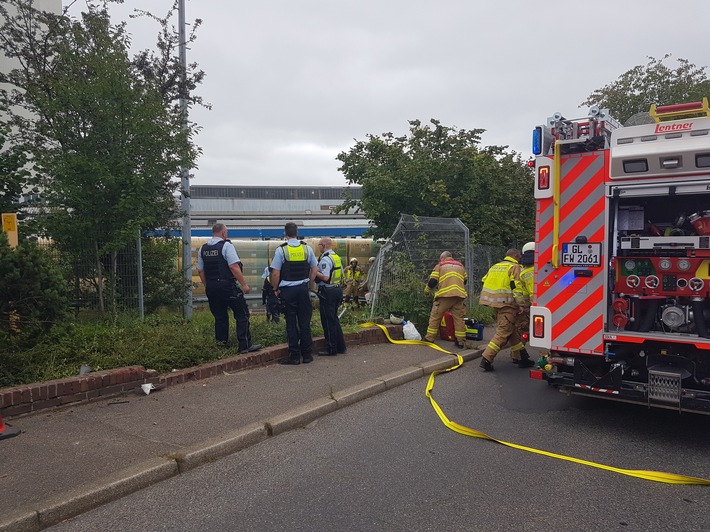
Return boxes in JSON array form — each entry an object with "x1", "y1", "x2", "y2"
[{"x1": 0, "y1": 411, "x2": 20, "y2": 440}]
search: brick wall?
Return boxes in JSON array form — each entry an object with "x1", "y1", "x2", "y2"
[{"x1": 0, "y1": 324, "x2": 402, "y2": 419}]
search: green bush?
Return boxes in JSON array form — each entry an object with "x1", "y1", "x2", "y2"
[{"x1": 0, "y1": 232, "x2": 70, "y2": 344}]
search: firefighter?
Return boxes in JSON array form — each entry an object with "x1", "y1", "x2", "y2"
[
  {"x1": 424, "y1": 251, "x2": 468, "y2": 348},
  {"x1": 343, "y1": 258, "x2": 363, "y2": 306},
  {"x1": 514, "y1": 242, "x2": 535, "y2": 345},
  {"x1": 479, "y1": 248, "x2": 534, "y2": 371}
]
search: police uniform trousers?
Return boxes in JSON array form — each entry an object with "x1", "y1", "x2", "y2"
[
  {"x1": 205, "y1": 279, "x2": 252, "y2": 350},
  {"x1": 318, "y1": 285, "x2": 346, "y2": 354},
  {"x1": 482, "y1": 305, "x2": 525, "y2": 363},
  {"x1": 280, "y1": 282, "x2": 313, "y2": 360},
  {"x1": 424, "y1": 296, "x2": 467, "y2": 343}
]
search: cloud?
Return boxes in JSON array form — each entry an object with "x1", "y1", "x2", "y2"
[{"x1": 91, "y1": 0, "x2": 710, "y2": 186}]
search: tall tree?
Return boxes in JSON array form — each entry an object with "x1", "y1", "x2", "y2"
[
  {"x1": 581, "y1": 55, "x2": 710, "y2": 125},
  {"x1": 0, "y1": 0, "x2": 204, "y2": 311},
  {"x1": 336, "y1": 119, "x2": 534, "y2": 247},
  {"x1": 0, "y1": 122, "x2": 30, "y2": 214}
]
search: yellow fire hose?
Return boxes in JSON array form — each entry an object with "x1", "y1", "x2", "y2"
[{"x1": 361, "y1": 322, "x2": 710, "y2": 485}]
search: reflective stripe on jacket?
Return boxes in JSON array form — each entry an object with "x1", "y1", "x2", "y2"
[
  {"x1": 429, "y1": 259, "x2": 467, "y2": 299},
  {"x1": 479, "y1": 256, "x2": 520, "y2": 308}
]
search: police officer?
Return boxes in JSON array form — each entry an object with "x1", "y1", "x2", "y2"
[
  {"x1": 479, "y1": 248, "x2": 533, "y2": 371},
  {"x1": 423, "y1": 251, "x2": 468, "y2": 348},
  {"x1": 261, "y1": 266, "x2": 280, "y2": 323},
  {"x1": 270, "y1": 222, "x2": 318, "y2": 364},
  {"x1": 197, "y1": 223, "x2": 261, "y2": 352},
  {"x1": 315, "y1": 237, "x2": 346, "y2": 356}
]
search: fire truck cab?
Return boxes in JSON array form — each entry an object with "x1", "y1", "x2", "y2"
[{"x1": 529, "y1": 98, "x2": 710, "y2": 414}]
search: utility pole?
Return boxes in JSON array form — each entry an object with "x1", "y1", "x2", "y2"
[{"x1": 178, "y1": 0, "x2": 192, "y2": 319}]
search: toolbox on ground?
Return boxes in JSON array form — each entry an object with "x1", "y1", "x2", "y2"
[{"x1": 465, "y1": 318, "x2": 484, "y2": 341}]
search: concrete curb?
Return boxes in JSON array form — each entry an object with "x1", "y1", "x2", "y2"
[
  {"x1": 176, "y1": 422, "x2": 270, "y2": 473},
  {"x1": 13, "y1": 458, "x2": 180, "y2": 532},
  {"x1": 1, "y1": 347, "x2": 484, "y2": 532},
  {"x1": 265, "y1": 397, "x2": 340, "y2": 437}
]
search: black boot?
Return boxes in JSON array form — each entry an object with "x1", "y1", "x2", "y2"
[
  {"x1": 517, "y1": 350, "x2": 534, "y2": 368},
  {"x1": 279, "y1": 353, "x2": 301, "y2": 365},
  {"x1": 480, "y1": 358, "x2": 494, "y2": 372}
]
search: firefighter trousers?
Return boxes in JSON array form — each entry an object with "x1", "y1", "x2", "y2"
[
  {"x1": 482, "y1": 305, "x2": 525, "y2": 363},
  {"x1": 425, "y1": 296, "x2": 466, "y2": 344}
]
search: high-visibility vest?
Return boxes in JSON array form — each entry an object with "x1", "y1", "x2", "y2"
[
  {"x1": 343, "y1": 265, "x2": 362, "y2": 282},
  {"x1": 321, "y1": 251, "x2": 342, "y2": 284},
  {"x1": 280, "y1": 242, "x2": 310, "y2": 281},
  {"x1": 479, "y1": 256, "x2": 520, "y2": 308}
]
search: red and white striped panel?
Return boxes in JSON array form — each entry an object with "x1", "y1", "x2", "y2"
[{"x1": 534, "y1": 151, "x2": 607, "y2": 355}]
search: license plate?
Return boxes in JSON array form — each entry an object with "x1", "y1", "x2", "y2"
[{"x1": 561, "y1": 243, "x2": 601, "y2": 267}]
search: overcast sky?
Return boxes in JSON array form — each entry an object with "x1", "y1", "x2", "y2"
[{"x1": 96, "y1": 0, "x2": 710, "y2": 187}]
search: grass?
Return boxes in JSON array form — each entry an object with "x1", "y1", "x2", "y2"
[
  {"x1": 0, "y1": 298, "x2": 494, "y2": 389},
  {"x1": 0, "y1": 305, "x2": 375, "y2": 388}
]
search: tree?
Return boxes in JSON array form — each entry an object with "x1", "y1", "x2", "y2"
[
  {"x1": 0, "y1": 0, "x2": 204, "y2": 312},
  {"x1": 336, "y1": 119, "x2": 535, "y2": 247},
  {"x1": 0, "y1": 122, "x2": 30, "y2": 214},
  {"x1": 581, "y1": 55, "x2": 710, "y2": 125}
]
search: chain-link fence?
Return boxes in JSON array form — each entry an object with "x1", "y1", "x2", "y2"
[
  {"x1": 366, "y1": 214, "x2": 508, "y2": 327},
  {"x1": 34, "y1": 236, "x2": 188, "y2": 316}
]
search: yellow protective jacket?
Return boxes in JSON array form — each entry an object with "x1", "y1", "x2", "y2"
[
  {"x1": 428, "y1": 259, "x2": 468, "y2": 299},
  {"x1": 513, "y1": 265, "x2": 534, "y2": 307},
  {"x1": 343, "y1": 265, "x2": 363, "y2": 284},
  {"x1": 479, "y1": 256, "x2": 521, "y2": 308}
]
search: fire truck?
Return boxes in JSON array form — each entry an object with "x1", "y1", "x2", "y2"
[{"x1": 528, "y1": 98, "x2": 710, "y2": 414}]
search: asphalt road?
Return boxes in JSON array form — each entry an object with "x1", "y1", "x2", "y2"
[{"x1": 49, "y1": 358, "x2": 710, "y2": 532}]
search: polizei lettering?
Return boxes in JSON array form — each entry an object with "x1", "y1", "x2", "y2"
[
  {"x1": 654, "y1": 122, "x2": 693, "y2": 134},
  {"x1": 203, "y1": 250, "x2": 220, "y2": 257}
]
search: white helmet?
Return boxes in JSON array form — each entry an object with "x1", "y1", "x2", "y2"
[{"x1": 522, "y1": 242, "x2": 535, "y2": 254}]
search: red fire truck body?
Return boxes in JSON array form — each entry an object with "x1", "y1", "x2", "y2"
[{"x1": 529, "y1": 99, "x2": 710, "y2": 414}]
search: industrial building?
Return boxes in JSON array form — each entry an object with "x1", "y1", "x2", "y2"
[{"x1": 189, "y1": 185, "x2": 371, "y2": 238}]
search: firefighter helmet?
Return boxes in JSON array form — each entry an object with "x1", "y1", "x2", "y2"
[{"x1": 522, "y1": 242, "x2": 535, "y2": 254}]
